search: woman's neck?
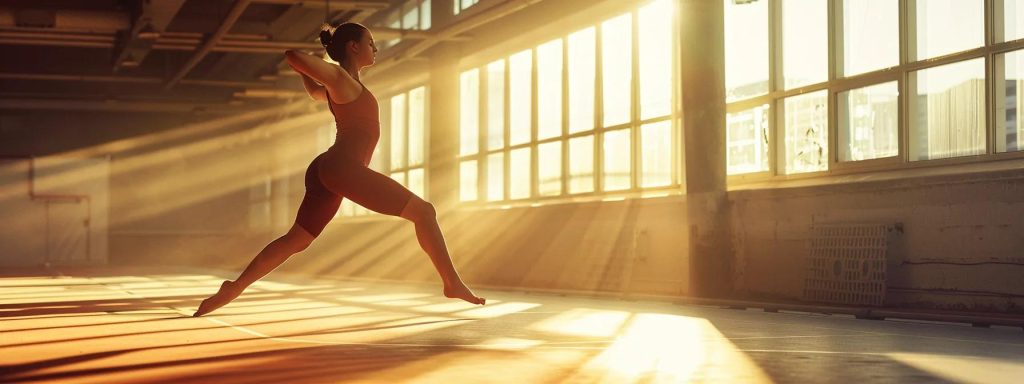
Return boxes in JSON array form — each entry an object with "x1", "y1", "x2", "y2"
[{"x1": 341, "y1": 60, "x2": 360, "y2": 82}]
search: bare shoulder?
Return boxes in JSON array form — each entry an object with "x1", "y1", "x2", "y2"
[{"x1": 325, "y1": 68, "x2": 363, "y2": 104}]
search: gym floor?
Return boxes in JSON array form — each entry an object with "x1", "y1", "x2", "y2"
[{"x1": 2, "y1": 267, "x2": 1022, "y2": 383}]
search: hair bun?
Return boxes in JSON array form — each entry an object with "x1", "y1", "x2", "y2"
[{"x1": 319, "y1": 30, "x2": 332, "y2": 47}]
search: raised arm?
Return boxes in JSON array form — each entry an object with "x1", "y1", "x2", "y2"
[
  {"x1": 284, "y1": 50, "x2": 340, "y2": 86},
  {"x1": 298, "y1": 72, "x2": 327, "y2": 101},
  {"x1": 284, "y1": 49, "x2": 360, "y2": 103}
]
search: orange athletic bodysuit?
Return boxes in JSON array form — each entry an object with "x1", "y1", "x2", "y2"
[{"x1": 295, "y1": 83, "x2": 414, "y2": 236}]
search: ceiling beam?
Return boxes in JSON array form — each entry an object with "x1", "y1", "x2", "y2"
[
  {"x1": 163, "y1": 0, "x2": 252, "y2": 90},
  {"x1": 0, "y1": 8, "x2": 128, "y2": 33},
  {"x1": 367, "y1": 0, "x2": 546, "y2": 81},
  {"x1": 251, "y1": 0, "x2": 390, "y2": 9},
  {"x1": 112, "y1": 0, "x2": 187, "y2": 71}
]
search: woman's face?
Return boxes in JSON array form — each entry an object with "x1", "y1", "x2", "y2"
[{"x1": 349, "y1": 30, "x2": 378, "y2": 68}]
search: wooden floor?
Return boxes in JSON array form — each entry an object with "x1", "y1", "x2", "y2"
[{"x1": 2, "y1": 267, "x2": 1023, "y2": 383}]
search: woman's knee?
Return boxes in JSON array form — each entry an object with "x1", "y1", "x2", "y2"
[
  {"x1": 400, "y1": 197, "x2": 435, "y2": 223},
  {"x1": 285, "y1": 225, "x2": 315, "y2": 252}
]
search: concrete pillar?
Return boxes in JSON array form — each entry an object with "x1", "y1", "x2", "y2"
[
  {"x1": 427, "y1": 58, "x2": 460, "y2": 212},
  {"x1": 679, "y1": 0, "x2": 733, "y2": 297},
  {"x1": 425, "y1": 0, "x2": 460, "y2": 211}
]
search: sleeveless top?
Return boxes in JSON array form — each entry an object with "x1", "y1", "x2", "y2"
[{"x1": 326, "y1": 83, "x2": 379, "y2": 166}]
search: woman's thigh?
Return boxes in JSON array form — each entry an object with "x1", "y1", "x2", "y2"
[
  {"x1": 295, "y1": 154, "x2": 342, "y2": 237},
  {"x1": 318, "y1": 158, "x2": 414, "y2": 217}
]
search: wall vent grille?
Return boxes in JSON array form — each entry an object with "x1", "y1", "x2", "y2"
[{"x1": 803, "y1": 224, "x2": 894, "y2": 306}]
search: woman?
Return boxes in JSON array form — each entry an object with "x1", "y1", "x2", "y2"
[{"x1": 194, "y1": 23, "x2": 485, "y2": 317}]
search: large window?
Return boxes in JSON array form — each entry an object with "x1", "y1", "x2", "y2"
[
  {"x1": 458, "y1": 0, "x2": 678, "y2": 203},
  {"x1": 335, "y1": 86, "x2": 428, "y2": 217},
  {"x1": 378, "y1": 0, "x2": 432, "y2": 49},
  {"x1": 453, "y1": 0, "x2": 479, "y2": 15},
  {"x1": 725, "y1": 0, "x2": 1024, "y2": 179}
]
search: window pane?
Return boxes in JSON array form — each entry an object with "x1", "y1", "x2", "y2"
[
  {"x1": 386, "y1": 15, "x2": 401, "y2": 48},
  {"x1": 408, "y1": 86, "x2": 425, "y2": 166},
  {"x1": 510, "y1": 50, "x2": 532, "y2": 145},
  {"x1": 391, "y1": 171, "x2": 407, "y2": 187},
  {"x1": 916, "y1": 0, "x2": 984, "y2": 60},
  {"x1": 782, "y1": 0, "x2": 828, "y2": 89},
  {"x1": 538, "y1": 141, "x2": 561, "y2": 196},
  {"x1": 910, "y1": 59, "x2": 986, "y2": 160},
  {"x1": 641, "y1": 120, "x2": 671, "y2": 187},
  {"x1": 421, "y1": 0, "x2": 432, "y2": 30},
  {"x1": 839, "y1": 82, "x2": 899, "y2": 161},
  {"x1": 784, "y1": 90, "x2": 828, "y2": 174},
  {"x1": 460, "y1": 160, "x2": 477, "y2": 201},
  {"x1": 569, "y1": 135, "x2": 594, "y2": 193},
  {"x1": 538, "y1": 39, "x2": 563, "y2": 140},
  {"x1": 402, "y1": 5, "x2": 418, "y2": 30},
  {"x1": 317, "y1": 123, "x2": 333, "y2": 153},
  {"x1": 727, "y1": 104, "x2": 770, "y2": 175},
  {"x1": 569, "y1": 27, "x2": 596, "y2": 133},
  {"x1": 603, "y1": 129, "x2": 631, "y2": 190},
  {"x1": 390, "y1": 93, "x2": 407, "y2": 169},
  {"x1": 1003, "y1": 0, "x2": 1024, "y2": 42},
  {"x1": 487, "y1": 152, "x2": 504, "y2": 201},
  {"x1": 460, "y1": 69, "x2": 479, "y2": 156},
  {"x1": 639, "y1": 0, "x2": 672, "y2": 119},
  {"x1": 997, "y1": 50, "x2": 1024, "y2": 152},
  {"x1": 725, "y1": 0, "x2": 769, "y2": 102},
  {"x1": 341, "y1": 199, "x2": 356, "y2": 217},
  {"x1": 457, "y1": 0, "x2": 478, "y2": 14},
  {"x1": 842, "y1": 0, "x2": 899, "y2": 76},
  {"x1": 602, "y1": 13, "x2": 632, "y2": 127},
  {"x1": 510, "y1": 148, "x2": 531, "y2": 199},
  {"x1": 408, "y1": 168, "x2": 425, "y2": 198},
  {"x1": 487, "y1": 60, "x2": 505, "y2": 150},
  {"x1": 370, "y1": 144, "x2": 384, "y2": 171}
]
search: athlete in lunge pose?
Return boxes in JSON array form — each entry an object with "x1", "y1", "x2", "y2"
[{"x1": 194, "y1": 23, "x2": 485, "y2": 317}]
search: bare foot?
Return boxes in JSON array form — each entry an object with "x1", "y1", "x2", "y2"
[
  {"x1": 443, "y1": 283, "x2": 486, "y2": 305},
  {"x1": 193, "y1": 280, "x2": 242, "y2": 317}
]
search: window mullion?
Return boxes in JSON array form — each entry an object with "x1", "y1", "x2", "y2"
[
  {"x1": 478, "y1": 68, "x2": 486, "y2": 201},
  {"x1": 562, "y1": 31, "x2": 570, "y2": 196},
  {"x1": 504, "y1": 58, "x2": 511, "y2": 201},
  {"x1": 631, "y1": 8, "x2": 641, "y2": 191},
  {"x1": 902, "y1": 0, "x2": 914, "y2": 163},
  {"x1": 532, "y1": 47, "x2": 539, "y2": 199},
  {"x1": 985, "y1": 0, "x2": 995, "y2": 155},
  {"x1": 595, "y1": 21, "x2": 604, "y2": 193},
  {"x1": 769, "y1": 0, "x2": 782, "y2": 176},
  {"x1": 828, "y1": 0, "x2": 838, "y2": 172}
]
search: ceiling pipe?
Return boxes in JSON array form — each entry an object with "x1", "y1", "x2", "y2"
[
  {"x1": 0, "y1": 73, "x2": 273, "y2": 88},
  {"x1": 0, "y1": 98, "x2": 251, "y2": 113}
]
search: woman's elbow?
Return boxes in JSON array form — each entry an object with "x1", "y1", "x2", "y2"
[{"x1": 284, "y1": 50, "x2": 302, "y2": 65}]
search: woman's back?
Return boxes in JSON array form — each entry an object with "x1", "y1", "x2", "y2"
[{"x1": 326, "y1": 85, "x2": 379, "y2": 165}]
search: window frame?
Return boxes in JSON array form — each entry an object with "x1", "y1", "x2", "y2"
[
  {"x1": 456, "y1": 0, "x2": 682, "y2": 207},
  {"x1": 726, "y1": 0, "x2": 1024, "y2": 186}
]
